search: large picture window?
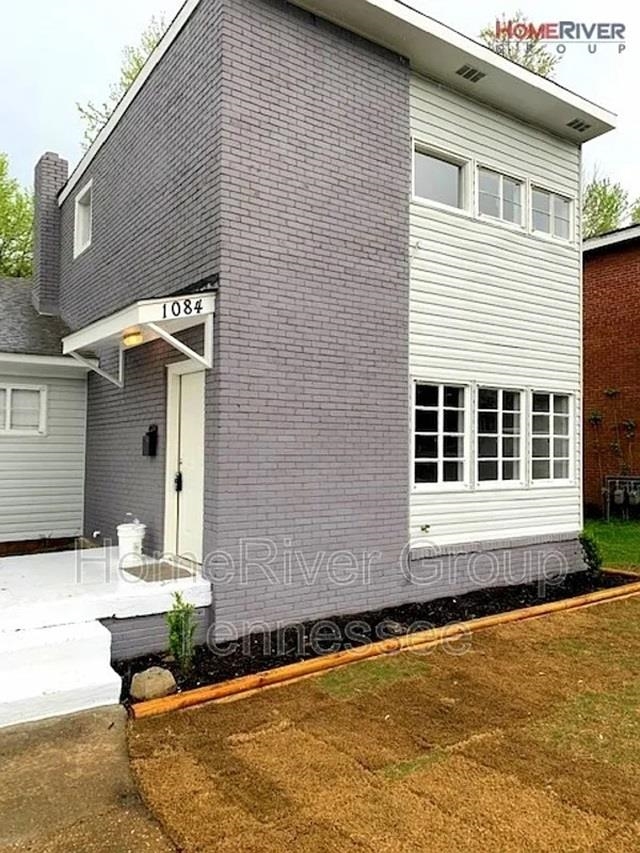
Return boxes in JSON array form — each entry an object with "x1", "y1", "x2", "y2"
[
  {"x1": 413, "y1": 383, "x2": 573, "y2": 490},
  {"x1": 0, "y1": 385, "x2": 47, "y2": 435},
  {"x1": 414, "y1": 384, "x2": 466, "y2": 485},
  {"x1": 477, "y1": 388, "x2": 522, "y2": 483}
]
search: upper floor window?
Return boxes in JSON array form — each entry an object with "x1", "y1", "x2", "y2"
[
  {"x1": 531, "y1": 188, "x2": 571, "y2": 240},
  {"x1": 414, "y1": 383, "x2": 466, "y2": 485},
  {"x1": 478, "y1": 168, "x2": 523, "y2": 225},
  {"x1": 74, "y1": 180, "x2": 93, "y2": 258},
  {"x1": 414, "y1": 149, "x2": 463, "y2": 209},
  {"x1": 0, "y1": 385, "x2": 47, "y2": 436}
]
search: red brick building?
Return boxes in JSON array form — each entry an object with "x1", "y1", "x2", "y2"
[{"x1": 584, "y1": 225, "x2": 640, "y2": 516}]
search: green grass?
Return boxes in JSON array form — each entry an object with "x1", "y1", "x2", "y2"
[
  {"x1": 533, "y1": 679, "x2": 640, "y2": 768},
  {"x1": 317, "y1": 655, "x2": 429, "y2": 699},
  {"x1": 377, "y1": 749, "x2": 447, "y2": 780},
  {"x1": 584, "y1": 519, "x2": 640, "y2": 568}
]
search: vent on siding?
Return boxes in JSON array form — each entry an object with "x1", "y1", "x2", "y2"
[
  {"x1": 456, "y1": 64, "x2": 486, "y2": 83},
  {"x1": 567, "y1": 118, "x2": 592, "y2": 133}
]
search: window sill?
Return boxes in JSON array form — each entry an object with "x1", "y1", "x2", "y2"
[
  {"x1": 413, "y1": 484, "x2": 471, "y2": 494},
  {"x1": 530, "y1": 479, "x2": 576, "y2": 489},
  {"x1": 411, "y1": 195, "x2": 473, "y2": 220}
]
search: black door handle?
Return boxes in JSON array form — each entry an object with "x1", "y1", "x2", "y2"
[{"x1": 174, "y1": 472, "x2": 183, "y2": 492}]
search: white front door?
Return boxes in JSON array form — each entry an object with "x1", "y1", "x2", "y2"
[{"x1": 166, "y1": 368, "x2": 205, "y2": 563}]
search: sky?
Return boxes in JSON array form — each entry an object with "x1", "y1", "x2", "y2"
[{"x1": 1, "y1": 1, "x2": 636, "y2": 195}]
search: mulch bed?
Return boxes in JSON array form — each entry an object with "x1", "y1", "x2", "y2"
[{"x1": 115, "y1": 569, "x2": 634, "y2": 701}]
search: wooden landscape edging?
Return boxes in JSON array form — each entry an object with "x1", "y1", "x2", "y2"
[{"x1": 130, "y1": 577, "x2": 640, "y2": 720}]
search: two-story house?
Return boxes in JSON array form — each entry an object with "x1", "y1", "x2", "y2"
[{"x1": 29, "y1": 0, "x2": 614, "y2": 656}]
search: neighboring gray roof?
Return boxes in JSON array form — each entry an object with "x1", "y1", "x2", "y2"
[
  {"x1": 583, "y1": 224, "x2": 640, "y2": 254},
  {"x1": 0, "y1": 278, "x2": 69, "y2": 356}
]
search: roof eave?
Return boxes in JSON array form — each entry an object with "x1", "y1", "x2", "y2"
[
  {"x1": 57, "y1": 0, "x2": 616, "y2": 205},
  {"x1": 292, "y1": 0, "x2": 616, "y2": 143}
]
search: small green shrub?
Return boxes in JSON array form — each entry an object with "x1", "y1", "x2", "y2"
[
  {"x1": 580, "y1": 531, "x2": 603, "y2": 576},
  {"x1": 166, "y1": 592, "x2": 196, "y2": 674}
]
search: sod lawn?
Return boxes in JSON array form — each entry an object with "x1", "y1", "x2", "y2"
[
  {"x1": 129, "y1": 594, "x2": 640, "y2": 852},
  {"x1": 585, "y1": 519, "x2": 640, "y2": 569}
]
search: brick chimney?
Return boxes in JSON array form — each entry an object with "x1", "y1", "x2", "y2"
[{"x1": 33, "y1": 152, "x2": 68, "y2": 315}]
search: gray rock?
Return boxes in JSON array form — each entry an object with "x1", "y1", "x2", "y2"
[{"x1": 130, "y1": 666, "x2": 177, "y2": 702}]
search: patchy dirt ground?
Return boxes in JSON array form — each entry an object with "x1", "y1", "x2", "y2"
[{"x1": 129, "y1": 597, "x2": 640, "y2": 852}]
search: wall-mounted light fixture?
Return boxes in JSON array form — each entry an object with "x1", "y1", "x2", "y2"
[{"x1": 122, "y1": 329, "x2": 144, "y2": 348}]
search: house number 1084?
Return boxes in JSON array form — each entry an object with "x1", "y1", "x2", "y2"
[{"x1": 161, "y1": 298, "x2": 204, "y2": 319}]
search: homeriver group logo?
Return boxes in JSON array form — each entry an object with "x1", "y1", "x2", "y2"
[{"x1": 496, "y1": 20, "x2": 627, "y2": 54}]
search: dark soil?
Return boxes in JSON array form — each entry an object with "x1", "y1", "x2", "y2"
[{"x1": 116, "y1": 570, "x2": 634, "y2": 701}]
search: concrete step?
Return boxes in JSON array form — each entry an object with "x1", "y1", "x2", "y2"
[
  {"x1": 0, "y1": 621, "x2": 112, "y2": 675},
  {"x1": 0, "y1": 622, "x2": 122, "y2": 729}
]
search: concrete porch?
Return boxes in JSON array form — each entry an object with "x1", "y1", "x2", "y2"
[{"x1": 0, "y1": 546, "x2": 211, "y2": 728}]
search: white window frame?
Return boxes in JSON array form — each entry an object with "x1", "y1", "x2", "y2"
[
  {"x1": 529, "y1": 391, "x2": 574, "y2": 486},
  {"x1": 412, "y1": 142, "x2": 471, "y2": 215},
  {"x1": 530, "y1": 186, "x2": 573, "y2": 242},
  {"x1": 73, "y1": 179, "x2": 93, "y2": 258},
  {"x1": 0, "y1": 384, "x2": 48, "y2": 436},
  {"x1": 477, "y1": 166, "x2": 525, "y2": 229},
  {"x1": 476, "y1": 387, "x2": 526, "y2": 489},
  {"x1": 412, "y1": 381, "x2": 470, "y2": 492}
]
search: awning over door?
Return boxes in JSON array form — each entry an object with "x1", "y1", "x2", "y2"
[{"x1": 62, "y1": 292, "x2": 215, "y2": 387}]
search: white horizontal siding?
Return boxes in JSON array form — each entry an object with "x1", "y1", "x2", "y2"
[
  {"x1": 410, "y1": 74, "x2": 582, "y2": 545},
  {"x1": 0, "y1": 374, "x2": 86, "y2": 542}
]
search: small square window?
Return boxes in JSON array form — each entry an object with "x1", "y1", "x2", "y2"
[
  {"x1": 0, "y1": 386, "x2": 46, "y2": 435},
  {"x1": 74, "y1": 180, "x2": 93, "y2": 257},
  {"x1": 532, "y1": 187, "x2": 571, "y2": 240},
  {"x1": 414, "y1": 149, "x2": 463, "y2": 209},
  {"x1": 478, "y1": 168, "x2": 523, "y2": 225}
]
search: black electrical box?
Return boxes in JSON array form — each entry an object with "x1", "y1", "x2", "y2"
[{"x1": 143, "y1": 424, "x2": 158, "y2": 457}]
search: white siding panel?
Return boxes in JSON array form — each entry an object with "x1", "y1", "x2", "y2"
[
  {"x1": 410, "y1": 75, "x2": 582, "y2": 544},
  {"x1": 0, "y1": 374, "x2": 86, "y2": 541}
]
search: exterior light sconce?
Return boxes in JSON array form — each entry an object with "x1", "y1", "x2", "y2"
[{"x1": 122, "y1": 329, "x2": 144, "y2": 348}]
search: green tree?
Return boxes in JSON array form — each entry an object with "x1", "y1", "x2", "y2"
[
  {"x1": 480, "y1": 11, "x2": 561, "y2": 78},
  {"x1": 77, "y1": 16, "x2": 166, "y2": 149},
  {"x1": 0, "y1": 153, "x2": 33, "y2": 278},
  {"x1": 582, "y1": 170, "x2": 640, "y2": 239}
]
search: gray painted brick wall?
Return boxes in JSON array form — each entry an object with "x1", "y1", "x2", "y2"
[
  {"x1": 33, "y1": 153, "x2": 68, "y2": 315},
  {"x1": 57, "y1": 0, "x2": 223, "y2": 330},
  {"x1": 102, "y1": 607, "x2": 210, "y2": 659},
  {"x1": 206, "y1": 0, "x2": 411, "y2": 634}
]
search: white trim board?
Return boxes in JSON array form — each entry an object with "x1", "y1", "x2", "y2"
[
  {"x1": 0, "y1": 353, "x2": 96, "y2": 369},
  {"x1": 57, "y1": 0, "x2": 616, "y2": 206}
]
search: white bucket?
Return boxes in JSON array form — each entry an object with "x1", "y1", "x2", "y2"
[{"x1": 117, "y1": 522, "x2": 146, "y2": 568}]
